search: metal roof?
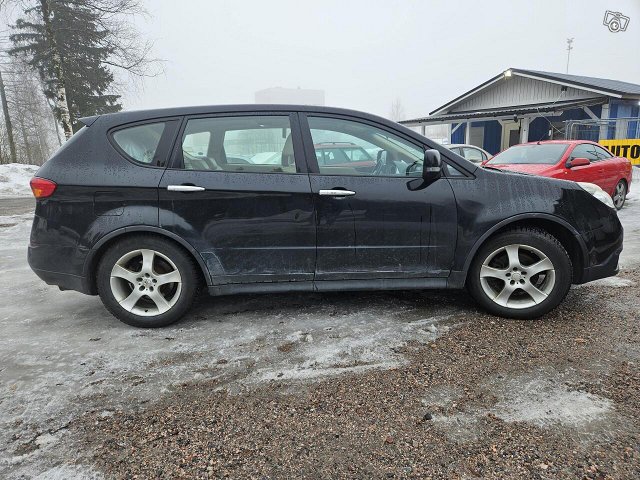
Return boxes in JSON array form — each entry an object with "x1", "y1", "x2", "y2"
[
  {"x1": 516, "y1": 69, "x2": 640, "y2": 96},
  {"x1": 401, "y1": 98, "x2": 606, "y2": 126},
  {"x1": 418, "y1": 68, "x2": 640, "y2": 119}
]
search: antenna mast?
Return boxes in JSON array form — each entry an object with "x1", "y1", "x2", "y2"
[{"x1": 566, "y1": 38, "x2": 574, "y2": 73}]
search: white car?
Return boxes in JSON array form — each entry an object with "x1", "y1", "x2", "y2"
[{"x1": 447, "y1": 144, "x2": 492, "y2": 163}]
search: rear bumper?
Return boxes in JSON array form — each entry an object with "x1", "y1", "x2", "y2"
[
  {"x1": 29, "y1": 266, "x2": 92, "y2": 294},
  {"x1": 28, "y1": 244, "x2": 93, "y2": 294}
]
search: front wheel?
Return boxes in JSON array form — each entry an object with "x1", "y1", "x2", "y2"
[
  {"x1": 97, "y1": 236, "x2": 199, "y2": 328},
  {"x1": 467, "y1": 228, "x2": 572, "y2": 319},
  {"x1": 612, "y1": 180, "x2": 627, "y2": 210}
]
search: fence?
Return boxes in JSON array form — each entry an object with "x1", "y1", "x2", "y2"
[{"x1": 565, "y1": 117, "x2": 640, "y2": 142}]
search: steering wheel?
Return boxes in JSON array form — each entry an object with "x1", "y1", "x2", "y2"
[
  {"x1": 373, "y1": 150, "x2": 400, "y2": 176},
  {"x1": 405, "y1": 160, "x2": 422, "y2": 176}
]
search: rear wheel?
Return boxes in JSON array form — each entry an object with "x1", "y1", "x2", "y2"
[
  {"x1": 97, "y1": 236, "x2": 199, "y2": 328},
  {"x1": 612, "y1": 180, "x2": 627, "y2": 210},
  {"x1": 467, "y1": 228, "x2": 572, "y2": 319}
]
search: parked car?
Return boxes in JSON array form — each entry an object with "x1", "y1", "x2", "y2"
[
  {"x1": 29, "y1": 106, "x2": 623, "y2": 327},
  {"x1": 314, "y1": 142, "x2": 376, "y2": 169},
  {"x1": 447, "y1": 143, "x2": 492, "y2": 163},
  {"x1": 483, "y1": 140, "x2": 632, "y2": 209}
]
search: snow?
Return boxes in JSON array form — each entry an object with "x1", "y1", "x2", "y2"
[
  {"x1": 0, "y1": 163, "x2": 39, "y2": 197},
  {"x1": 489, "y1": 375, "x2": 612, "y2": 427}
]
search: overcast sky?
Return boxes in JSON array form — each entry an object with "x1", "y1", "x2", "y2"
[{"x1": 64, "y1": 0, "x2": 640, "y2": 119}]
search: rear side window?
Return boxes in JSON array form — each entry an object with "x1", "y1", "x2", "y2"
[
  {"x1": 462, "y1": 147, "x2": 486, "y2": 162},
  {"x1": 180, "y1": 116, "x2": 298, "y2": 173},
  {"x1": 112, "y1": 122, "x2": 166, "y2": 164}
]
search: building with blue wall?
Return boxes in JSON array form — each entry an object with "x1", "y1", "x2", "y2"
[{"x1": 401, "y1": 68, "x2": 640, "y2": 155}]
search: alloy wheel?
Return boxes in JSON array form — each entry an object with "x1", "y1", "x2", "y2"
[
  {"x1": 479, "y1": 244, "x2": 556, "y2": 309},
  {"x1": 109, "y1": 249, "x2": 182, "y2": 316},
  {"x1": 613, "y1": 181, "x2": 626, "y2": 209}
]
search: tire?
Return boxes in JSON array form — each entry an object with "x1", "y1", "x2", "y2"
[
  {"x1": 96, "y1": 235, "x2": 199, "y2": 328},
  {"x1": 612, "y1": 180, "x2": 627, "y2": 210},
  {"x1": 467, "y1": 228, "x2": 572, "y2": 320}
]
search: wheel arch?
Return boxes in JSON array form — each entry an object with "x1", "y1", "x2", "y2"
[
  {"x1": 460, "y1": 213, "x2": 588, "y2": 286},
  {"x1": 83, "y1": 226, "x2": 211, "y2": 294}
]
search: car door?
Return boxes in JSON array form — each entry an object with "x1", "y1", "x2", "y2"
[
  {"x1": 158, "y1": 113, "x2": 316, "y2": 286},
  {"x1": 299, "y1": 113, "x2": 457, "y2": 281},
  {"x1": 592, "y1": 143, "x2": 620, "y2": 194},
  {"x1": 564, "y1": 143, "x2": 605, "y2": 187}
]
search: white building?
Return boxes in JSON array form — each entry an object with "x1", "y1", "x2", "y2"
[
  {"x1": 255, "y1": 87, "x2": 325, "y2": 106},
  {"x1": 402, "y1": 68, "x2": 640, "y2": 156}
]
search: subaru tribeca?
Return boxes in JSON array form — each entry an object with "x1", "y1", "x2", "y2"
[{"x1": 28, "y1": 105, "x2": 623, "y2": 328}]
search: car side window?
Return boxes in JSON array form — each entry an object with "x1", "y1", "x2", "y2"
[
  {"x1": 112, "y1": 122, "x2": 166, "y2": 164},
  {"x1": 307, "y1": 116, "x2": 424, "y2": 177},
  {"x1": 571, "y1": 144, "x2": 600, "y2": 162},
  {"x1": 462, "y1": 147, "x2": 484, "y2": 163},
  {"x1": 180, "y1": 116, "x2": 299, "y2": 173},
  {"x1": 443, "y1": 162, "x2": 466, "y2": 177},
  {"x1": 593, "y1": 144, "x2": 614, "y2": 160}
]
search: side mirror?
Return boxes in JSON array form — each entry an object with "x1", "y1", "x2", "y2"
[
  {"x1": 422, "y1": 149, "x2": 442, "y2": 181},
  {"x1": 567, "y1": 157, "x2": 590, "y2": 168}
]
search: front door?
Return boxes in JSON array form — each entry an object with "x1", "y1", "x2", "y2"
[
  {"x1": 300, "y1": 114, "x2": 457, "y2": 281},
  {"x1": 159, "y1": 113, "x2": 316, "y2": 285},
  {"x1": 564, "y1": 143, "x2": 607, "y2": 189}
]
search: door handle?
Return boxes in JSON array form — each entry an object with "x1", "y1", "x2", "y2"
[
  {"x1": 167, "y1": 185, "x2": 205, "y2": 192},
  {"x1": 318, "y1": 189, "x2": 356, "y2": 197}
]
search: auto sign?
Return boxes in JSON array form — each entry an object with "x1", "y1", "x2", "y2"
[{"x1": 600, "y1": 139, "x2": 640, "y2": 165}]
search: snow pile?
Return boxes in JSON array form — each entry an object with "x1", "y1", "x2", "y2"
[
  {"x1": 632, "y1": 165, "x2": 640, "y2": 193},
  {"x1": 0, "y1": 163, "x2": 39, "y2": 197}
]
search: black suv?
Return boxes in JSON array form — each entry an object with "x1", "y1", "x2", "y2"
[{"x1": 28, "y1": 105, "x2": 623, "y2": 327}]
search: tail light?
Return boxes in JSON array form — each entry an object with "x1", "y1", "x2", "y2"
[{"x1": 30, "y1": 177, "x2": 57, "y2": 198}]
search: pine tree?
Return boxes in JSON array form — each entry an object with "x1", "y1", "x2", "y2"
[{"x1": 10, "y1": 0, "x2": 123, "y2": 134}]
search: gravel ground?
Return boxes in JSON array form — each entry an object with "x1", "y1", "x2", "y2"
[
  {"x1": 1, "y1": 190, "x2": 639, "y2": 479},
  {"x1": 76, "y1": 272, "x2": 640, "y2": 479}
]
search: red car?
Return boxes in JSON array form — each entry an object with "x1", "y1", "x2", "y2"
[{"x1": 483, "y1": 140, "x2": 633, "y2": 209}]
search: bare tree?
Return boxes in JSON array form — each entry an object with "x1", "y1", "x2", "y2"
[
  {"x1": 0, "y1": 53, "x2": 58, "y2": 164},
  {"x1": 65, "y1": 0, "x2": 162, "y2": 79},
  {"x1": 0, "y1": 68, "x2": 17, "y2": 162},
  {"x1": 389, "y1": 97, "x2": 406, "y2": 122}
]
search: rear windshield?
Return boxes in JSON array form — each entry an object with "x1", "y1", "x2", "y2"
[{"x1": 487, "y1": 144, "x2": 568, "y2": 165}]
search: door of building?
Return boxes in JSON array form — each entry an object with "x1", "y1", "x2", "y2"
[{"x1": 501, "y1": 121, "x2": 522, "y2": 151}]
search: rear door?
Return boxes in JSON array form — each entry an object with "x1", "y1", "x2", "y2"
[
  {"x1": 158, "y1": 113, "x2": 316, "y2": 286},
  {"x1": 299, "y1": 113, "x2": 457, "y2": 281}
]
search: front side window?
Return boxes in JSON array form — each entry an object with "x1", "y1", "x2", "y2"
[
  {"x1": 180, "y1": 116, "x2": 298, "y2": 173},
  {"x1": 112, "y1": 122, "x2": 166, "y2": 164},
  {"x1": 487, "y1": 143, "x2": 568, "y2": 165},
  {"x1": 570, "y1": 143, "x2": 600, "y2": 161},
  {"x1": 308, "y1": 117, "x2": 424, "y2": 177},
  {"x1": 593, "y1": 144, "x2": 613, "y2": 160}
]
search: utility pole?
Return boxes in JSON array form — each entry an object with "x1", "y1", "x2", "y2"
[
  {"x1": 566, "y1": 38, "x2": 574, "y2": 74},
  {"x1": 0, "y1": 69, "x2": 17, "y2": 164}
]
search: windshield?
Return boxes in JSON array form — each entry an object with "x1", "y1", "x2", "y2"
[{"x1": 487, "y1": 144, "x2": 568, "y2": 165}]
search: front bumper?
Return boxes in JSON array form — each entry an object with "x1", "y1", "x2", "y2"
[{"x1": 577, "y1": 245, "x2": 622, "y2": 284}]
